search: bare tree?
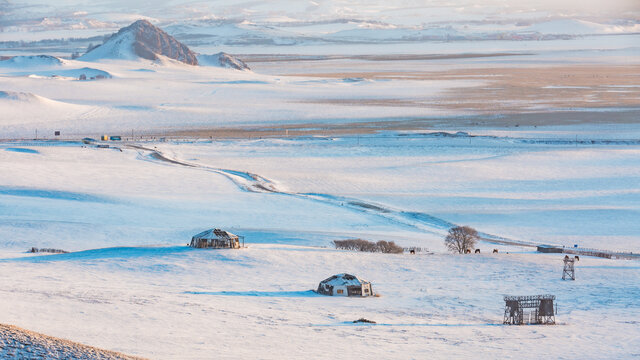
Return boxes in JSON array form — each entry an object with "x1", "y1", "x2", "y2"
[{"x1": 444, "y1": 226, "x2": 478, "y2": 254}]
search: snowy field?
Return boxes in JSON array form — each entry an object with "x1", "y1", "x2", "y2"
[{"x1": 0, "y1": 133, "x2": 639, "y2": 359}]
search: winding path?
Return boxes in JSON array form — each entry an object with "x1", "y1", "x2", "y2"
[{"x1": 126, "y1": 144, "x2": 538, "y2": 248}]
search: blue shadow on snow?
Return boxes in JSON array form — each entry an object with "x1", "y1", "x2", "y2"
[
  {"x1": 185, "y1": 290, "x2": 320, "y2": 297},
  {"x1": 0, "y1": 186, "x2": 115, "y2": 203},
  {"x1": 312, "y1": 322, "x2": 505, "y2": 327},
  {"x1": 5, "y1": 147, "x2": 39, "y2": 154},
  {"x1": 3, "y1": 246, "x2": 193, "y2": 263}
]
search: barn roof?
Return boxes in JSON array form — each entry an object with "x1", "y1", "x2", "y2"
[
  {"x1": 319, "y1": 273, "x2": 369, "y2": 287},
  {"x1": 192, "y1": 228, "x2": 238, "y2": 240}
]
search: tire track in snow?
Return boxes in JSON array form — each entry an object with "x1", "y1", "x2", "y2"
[
  {"x1": 128, "y1": 144, "x2": 536, "y2": 247},
  {"x1": 129, "y1": 144, "x2": 279, "y2": 193}
]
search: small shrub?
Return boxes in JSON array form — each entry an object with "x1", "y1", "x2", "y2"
[
  {"x1": 353, "y1": 318, "x2": 376, "y2": 324},
  {"x1": 333, "y1": 239, "x2": 403, "y2": 253},
  {"x1": 29, "y1": 247, "x2": 68, "y2": 254},
  {"x1": 376, "y1": 240, "x2": 404, "y2": 254}
]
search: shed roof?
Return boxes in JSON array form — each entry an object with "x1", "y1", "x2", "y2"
[
  {"x1": 192, "y1": 228, "x2": 238, "y2": 240},
  {"x1": 319, "y1": 273, "x2": 369, "y2": 287}
]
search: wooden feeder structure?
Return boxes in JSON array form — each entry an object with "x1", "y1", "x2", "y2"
[{"x1": 503, "y1": 295, "x2": 556, "y2": 325}]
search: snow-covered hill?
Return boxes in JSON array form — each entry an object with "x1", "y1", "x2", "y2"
[
  {"x1": 77, "y1": 20, "x2": 252, "y2": 70},
  {"x1": 80, "y1": 20, "x2": 198, "y2": 65},
  {"x1": 0, "y1": 55, "x2": 64, "y2": 68},
  {"x1": 0, "y1": 56, "x2": 112, "y2": 80}
]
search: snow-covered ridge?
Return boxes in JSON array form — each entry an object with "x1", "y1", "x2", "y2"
[{"x1": 519, "y1": 19, "x2": 638, "y2": 35}]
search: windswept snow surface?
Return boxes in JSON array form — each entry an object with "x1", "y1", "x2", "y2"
[
  {"x1": 0, "y1": 90, "x2": 95, "y2": 128},
  {"x1": 0, "y1": 132, "x2": 639, "y2": 358},
  {"x1": 0, "y1": 57, "x2": 479, "y2": 138}
]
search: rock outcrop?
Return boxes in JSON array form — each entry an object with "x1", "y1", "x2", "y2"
[{"x1": 197, "y1": 52, "x2": 250, "y2": 70}]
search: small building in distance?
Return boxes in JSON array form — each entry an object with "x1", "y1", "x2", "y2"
[
  {"x1": 190, "y1": 228, "x2": 243, "y2": 249},
  {"x1": 317, "y1": 273, "x2": 373, "y2": 297},
  {"x1": 537, "y1": 245, "x2": 563, "y2": 253}
]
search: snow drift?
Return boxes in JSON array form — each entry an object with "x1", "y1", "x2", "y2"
[{"x1": 0, "y1": 91, "x2": 52, "y2": 103}]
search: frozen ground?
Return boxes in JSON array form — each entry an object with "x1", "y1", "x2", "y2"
[
  {"x1": 1, "y1": 33, "x2": 639, "y2": 139},
  {"x1": 1, "y1": 3, "x2": 639, "y2": 357},
  {"x1": 0, "y1": 132, "x2": 639, "y2": 359}
]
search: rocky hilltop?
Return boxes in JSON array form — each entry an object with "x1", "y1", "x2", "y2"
[
  {"x1": 197, "y1": 52, "x2": 250, "y2": 70},
  {"x1": 82, "y1": 20, "x2": 199, "y2": 65}
]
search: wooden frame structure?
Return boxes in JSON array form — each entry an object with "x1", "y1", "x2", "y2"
[
  {"x1": 562, "y1": 256, "x2": 576, "y2": 280},
  {"x1": 503, "y1": 295, "x2": 556, "y2": 325}
]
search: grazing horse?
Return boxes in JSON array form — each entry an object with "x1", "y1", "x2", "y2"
[
  {"x1": 410, "y1": 249, "x2": 416, "y2": 254},
  {"x1": 475, "y1": 249, "x2": 481, "y2": 254},
  {"x1": 465, "y1": 249, "x2": 471, "y2": 254},
  {"x1": 492, "y1": 249, "x2": 499, "y2": 253}
]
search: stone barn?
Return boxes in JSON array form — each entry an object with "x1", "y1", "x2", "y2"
[
  {"x1": 316, "y1": 273, "x2": 373, "y2": 297},
  {"x1": 190, "y1": 228, "x2": 244, "y2": 249}
]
